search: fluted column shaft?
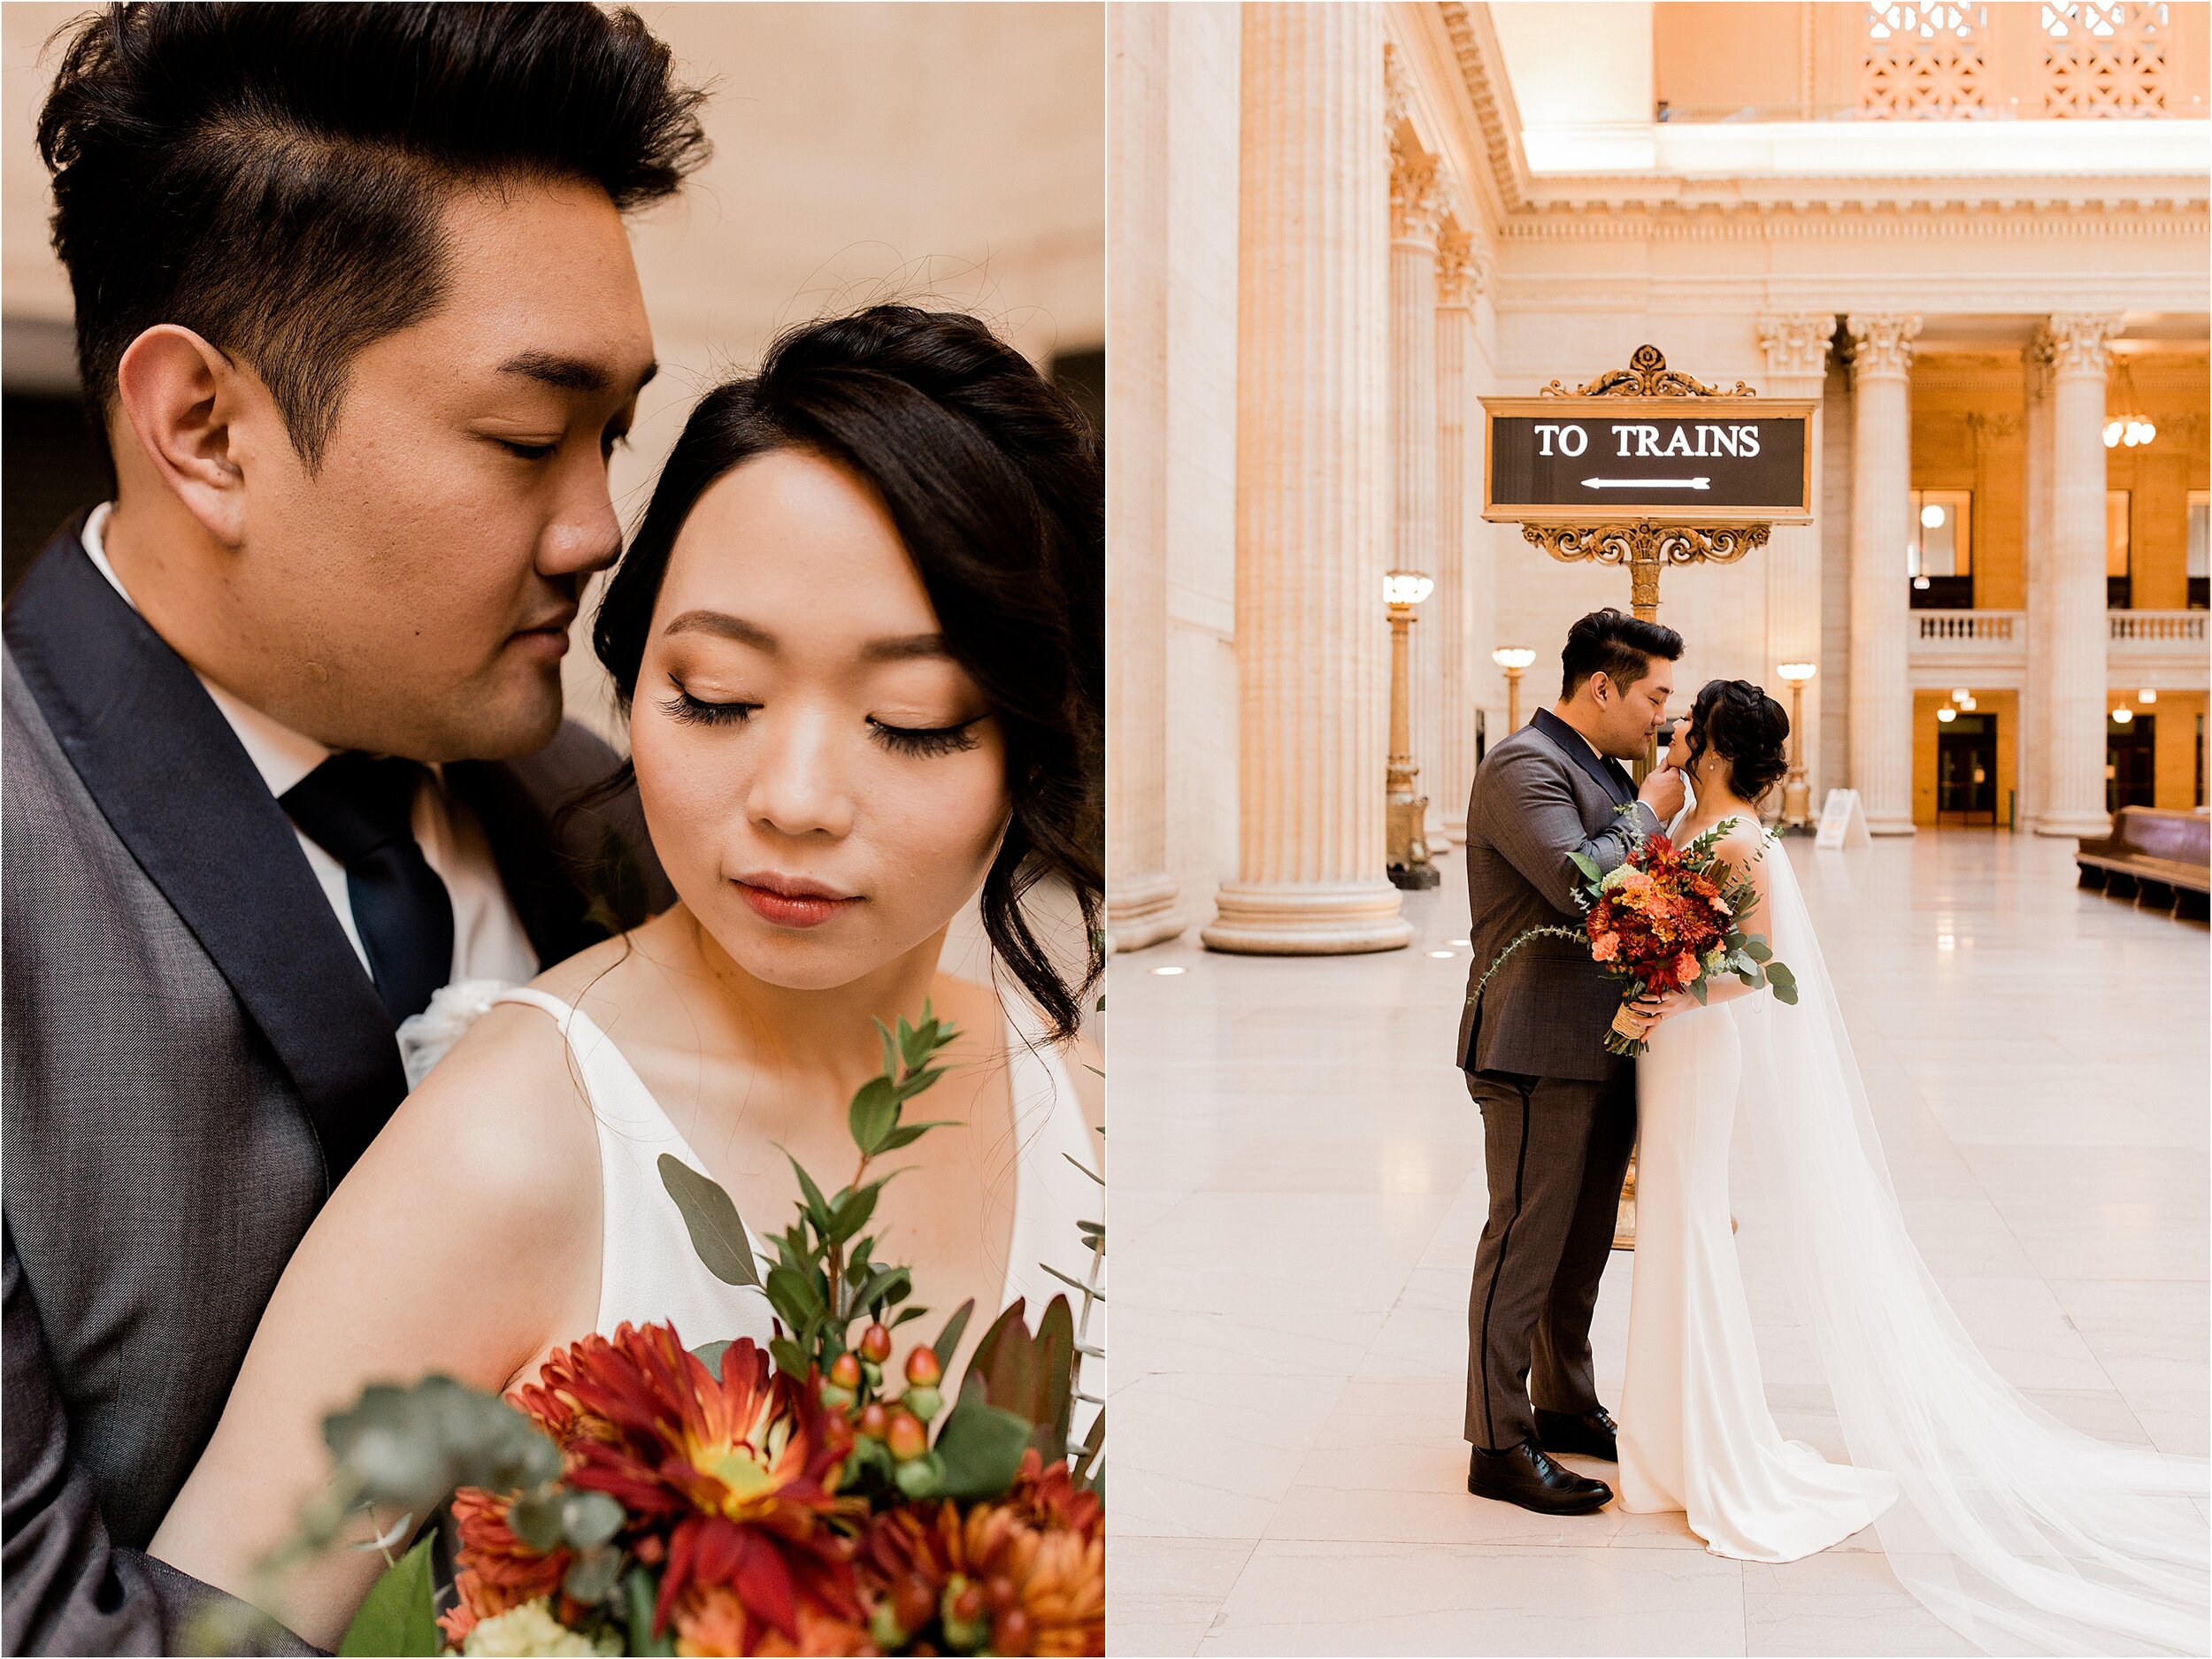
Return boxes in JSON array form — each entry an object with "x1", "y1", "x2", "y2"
[
  {"x1": 1434, "y1": 239, "x2": 1480, "y2": 842},
  {"x1": 1204, "y1": 2, "x2": 1409, "y2": 955},
  {"x1": 1846, "y1": 314, "x2": 1920, "y2": 835},
  {"x1": 1388, "y1": 148, "x2": 1443, "y2": 841},
  {"x1": 2036, "y1": 314, "x2": 2124, "y2": 838},
  {"x1": 1104, "y1": 1, "x2": 1182, "y2": 949},
  {"x1": 1758, "y1": 314, "x2": 1833, "y2": 804},
  {"x1": 2021, "y1": 341, "x2": 2055, "y2": 828}
]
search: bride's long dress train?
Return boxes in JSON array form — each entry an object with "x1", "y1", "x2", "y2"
[{"x1": 1617, "y1": 996, "x2": 1895, "y2": 1560}]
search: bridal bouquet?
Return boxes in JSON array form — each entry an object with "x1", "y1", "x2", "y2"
[
  {"x1": 247, "y1": 1010, "x2": 1102, "y2": 1658},
  {"x1": 1479, "y1": 815, "x2": 1797, "y2": 1059}
]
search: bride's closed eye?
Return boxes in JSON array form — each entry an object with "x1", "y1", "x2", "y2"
[
  {"x1": 870, "y1": 715, "x2": 986, "y2": 758},
  {"x1": 660, "y1": 687, "x2": 759, "y2": 726}
]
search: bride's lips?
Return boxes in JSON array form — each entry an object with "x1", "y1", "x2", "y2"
[{"x1": 733, "y1": 872, "x2": 862, "y2": 929}]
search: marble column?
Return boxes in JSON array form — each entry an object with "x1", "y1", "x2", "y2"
[
  {"x1": 2034, "y1": 313, "x2": 2124, "y2": 839},
  {"x1": 2020, "y1": 336, "x2": 2054, "y2": 829},
  {"x1": 1388, "y1": 137, "x2": 1444, "y2": 844},
  {"x1": 1757, "y1": 314, "x2": 1833, "y2": 803},
  {"x1": 1104, "y1": 2, "x2": 1181, "y2": 950},
  {"x1": 1204, "y1": 3, "x2": 1410, "y2": 955},
  {"x1": 1434, "y1": 230, "x2": 1482, "y2": 843},
  {"x1": 1845, "y1": 314, "x2": 1921, "y2": 835}
]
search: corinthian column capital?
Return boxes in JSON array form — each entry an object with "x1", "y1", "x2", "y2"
[
  {"x1": 1847, "y1": 313, "x2": 1921, "y2": 380},
  {"x1": 1756, "y1": 314, "x2": 1835, "y2": 381},
  {"x1": 1390, "y1": 147, "x2": 1443, "y2": 245},
  {"x1": 1436, "y1": 226, "x2": 1484, "y2": 308},
  {"x1": 2038, "y1": 313, "x2": 2124, "y2": 379}
]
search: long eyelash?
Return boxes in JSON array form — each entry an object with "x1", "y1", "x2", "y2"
[
  {"x1": 659, "y1": 689, "x2": 757, "y2": 726},
  {"x1": 871, "y1": 716, "x2": 985, "y2": 758}
]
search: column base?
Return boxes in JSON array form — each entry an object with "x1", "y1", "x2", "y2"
[
  {"x1": 1864, "y1": 809, "x2": 1917, "y2": 836},
  {"x1": 1106, "y1": 872, "x2": 1185, "y2": 953},
  {"x1": 1202, "y1": 880, "x2": 1413, "y2": 956},
  {"x1": 2033, "y1": 810, "x2": 2111, "y2": 840}
]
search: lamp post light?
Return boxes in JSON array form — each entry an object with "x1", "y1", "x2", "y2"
[
  {"x1": 1493, "y1": 647, "x2": 1536, "y2": 734},
  {"x1": 1386, "y1": 571, "x2": 1440, "y2": 891},
  {"x1": 1776, "y1": 662, "x2": 1816, "y2": 831}
]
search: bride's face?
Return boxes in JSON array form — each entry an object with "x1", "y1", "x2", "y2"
[
  {"x1": 628, "y1": 449, "x2": 1010, "y2": 988},
  {"x1": 1663, "y1": 717, "x2": 1694, "y2": 773}
]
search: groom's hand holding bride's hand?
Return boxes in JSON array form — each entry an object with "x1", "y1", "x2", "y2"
[{"x1": 1638, "y1": 761, "x2": 1686, "y2": 823}]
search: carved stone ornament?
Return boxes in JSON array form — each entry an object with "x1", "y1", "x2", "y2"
[
  {"x1": 1390, "y1": 149, "x2": 1443, "y2": 243},
  {"x1": 1755, "y1": 314, "x2": 1836, "y2": 382},
  {"x1": 1384, "y1": 38, "x2": 1410, "y2": 131},
  {"x1": 1539, "y1": 343, "x2": 1755, "y2": 400},
  {"x1": 1522, "y1": 521, "x2": 1771, "y2": 615},
  {"x1": 1436, "y1": 227, "x2": 1479, "y2": 306},
  {"x1": 2041, "y1": 312, "x2": 2125, "y2": 378},
  {"x1": 1846, "y1": 313, "x2": 1922, "y2": 380}
]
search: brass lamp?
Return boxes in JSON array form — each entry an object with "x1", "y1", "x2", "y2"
[
  {"x1": 1493, "y1": 647, "x2": 1536, "y2": 733},
  {"x1": 1776, "y1": 662, "x2": 1816, "y2": 831},
  {"x1": 1386, "y1": 571, "x2": 1439, "y2": 891}
]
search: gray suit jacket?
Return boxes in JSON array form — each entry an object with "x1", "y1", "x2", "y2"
[
  {"x1": 1, "y1": 525, "x2": 670, "y2": 1655},
  {"x1": 1456, "y1": 709, "x2": 1661, "y2": 1084}
]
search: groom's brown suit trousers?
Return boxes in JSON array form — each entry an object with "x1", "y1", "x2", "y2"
[{"x1": 1458, "y1": 710, "x2": 1656, "y2": 1452}]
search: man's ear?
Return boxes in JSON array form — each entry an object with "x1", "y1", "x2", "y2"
[{"x1": 112, "y1": 325, "x2": 266, "y2": 547}]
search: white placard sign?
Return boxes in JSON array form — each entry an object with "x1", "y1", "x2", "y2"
[{"x1": 1815, "y1": 788, "x2": 1871, "y2": 849}]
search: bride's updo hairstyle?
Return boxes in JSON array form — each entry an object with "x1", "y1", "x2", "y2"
[
  {"x1": 1684, "y1": 679, "x2": 1791, "y2": 806},
  {"x1": 593, "y1": 306, "x2": 1102, "y2": 1041}
]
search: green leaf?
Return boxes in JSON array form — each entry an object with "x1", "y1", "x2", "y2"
[
  {"x1": 852, "y1": 1265, "x2": 911, "y2": 1316},
  {"x1": 563, "y1": 1542, "x2": 624, "y2": 1604},
  {"x1": 767, "y1": 1263, "x2": 825, "y2": 1327},
  {"x1": 338, "y1": 1535, "x2": 441, "y2": 1656},
  {"x1": 626, "y1": 1564, "x2": 676, "y2": 1657},
  {"x1": 1744, "y1": 937, "x2": 1773, "y2": 963},
  {"x1": 873, "y1": 1017, "x2": 900, "y2": 1081},
  {"x1": 768, "y1": 1336, "x2": 810, "y2": 1379},
  {"x1": 691, "y1": 1339, "x2": 733, "y2": 1381},
  {"x1": 657, "y1": 1156, "x2": 763, "y2": 1288},
  {"x1": 889, "y1": 1305, "x2": 927, "y2": 1329},
  {"x1": 828, "y1": 1184, "x2": 880, "y2": 1245},
  {"x1": 933, "y1": 1299, "x2": 976, "y2": 1368},
  {"x1": 1688, "y1": 976, "x2": 1709, "y2": 1006},
  {"x1": 893, "y1": 1064, "x2": 947, "y2": 1102},
  {"x1": 1071, "y1": 1406, "x2": 1106, "y2": 1490},
  {"x1": 933, "y1": 1387, "x2": 1034, "y2": 1499},
  {"x1": 1566, "y1": 850, "x2": 1603, "y2": 886},
  {"x1": 1035, "y1": 1295, "x2": 1076, "y2": 1458},
  {"x1": 562, "y1": 1490, "x2": 626, "y2": 1551},
  {"x1": 876, "y1": 1118, "x2": 958, "y2": 1153},
  {"x1": 894, "y1": 1448, "x2": 948, "y2": 1501},
  {"x1": 786, "y1": 1155, "x2": 833, "y2": 1232},
  {"x1": 508, "y1": 1488, "x2": 565, "y2": 1552},
  {"x1": 849, "y1": 1076, "x2": 900, "y2": 1158},
  {"x1": 1765, "y1": 962, "x2": 1800, "y2": 1005}
]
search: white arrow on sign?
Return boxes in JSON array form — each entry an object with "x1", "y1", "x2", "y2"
[{"x1": 1580, "y1": 477, "x2": 1711, "y2": 490}]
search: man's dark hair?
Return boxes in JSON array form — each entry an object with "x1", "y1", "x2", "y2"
[
  {"x1": 37, "y1": 3, "x2": 710, "y2": 465},
  {"x1": 1560, "y1": 607, "x2": 1683, "y2": 701}
]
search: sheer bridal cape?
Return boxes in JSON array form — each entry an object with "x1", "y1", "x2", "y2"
[{"x1": 1736, "y1": 840, "x2": 2207, "y2": 1656}]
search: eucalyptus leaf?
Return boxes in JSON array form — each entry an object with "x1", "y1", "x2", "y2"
[
  {"x1": 562, "y1": 1490, "x2": 626, "y2": 1551},
  {"x1": 1689, "y1": 976, "x2": 1709, "y2": 1006},
  {"x1": 1745, "y1": 938, "x2": 1773, "y2": 963},
  {"x1": 933, "y1": 1393, "x2": 1033, "y2": 1500},
  {"x1": 691, "y1": 1339, "x2": 733, "y2": 1381},
  {"x1": 563, "y1": 1543, "x2": 624, "y2": 1604},
  {"x1": 657, "y1": 1156, "x2": 762, "y2": 1288},
  {"x1": 1765, "y1": 962, "x2": 1800, "y2": 1005},
  {"x1": 338, "y1": 1536, "x2": 441, "y2": 1656},
  {"x1": 508, "y1": 1489, "x2": 565, "y2": 1553}
]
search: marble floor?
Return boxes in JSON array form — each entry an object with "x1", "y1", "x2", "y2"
[{"x1": 1106, "y1": 830, "x2": 2208, "y2": 1657}]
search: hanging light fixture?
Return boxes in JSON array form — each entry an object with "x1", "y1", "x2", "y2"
[
  {"x1": 2139, "y1": 688, "x2": 2158, "y2": 704},
  {"x1": 1936, "y1": 706, "x2": 1957, "y2": 724},
  {"x1": 2112, "y1": 706, "x2": 2134, "y2": 725},
  {"x1": 2104, "y1": 355, "x2": 2157, "y2": 449}
]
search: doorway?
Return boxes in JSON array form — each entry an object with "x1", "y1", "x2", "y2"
[
  {"x1": 1936, "y1": 712, "x2": 1998, "y2": 826},
  {"x1": 2107, "y1": 714, "x2": 2156, "y2": 813}
]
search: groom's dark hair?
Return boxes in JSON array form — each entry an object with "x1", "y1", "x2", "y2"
[
  {"x1": 1560, "y1": 607, "x2": 1683, "y2": 700},
  {"x1": 37, "y1": 3, "x2": 710, "y2": 466}
]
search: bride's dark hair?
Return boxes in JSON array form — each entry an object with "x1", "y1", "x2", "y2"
[
  {"x1": 592, "y1": 305, "x2": 1102, "y2": 1041},
  {"x1": 1685, "y1": 679, "x2": 1791, "y2": 806}
]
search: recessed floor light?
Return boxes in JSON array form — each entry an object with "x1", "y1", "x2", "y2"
[
  {"x1": 1151, "y1": 964, "x2": 1187, "y2": 976},
  {"x1": 1428, "y1": 949, "x2": 1455, "y2": 959},
  {"x1": 1450, "y1": 939, "x2": 1471, "y2": 948}
]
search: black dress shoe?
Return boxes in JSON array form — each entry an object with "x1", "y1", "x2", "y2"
[
  {"x1": 1467, "y1": 1440, "x2": 1613, "y2": 1515},
  {"x1": 1535, "y1": 1404, "x2": 1619, "y2": 1463}
]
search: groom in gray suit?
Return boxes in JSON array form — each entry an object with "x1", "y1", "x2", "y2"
[
  {"x1": 1457, "y1": 609, "x2": 1685, "y2": 1514},
  {"x1": 3, "y1": 9, "x2": 703, "y2": 1651}
]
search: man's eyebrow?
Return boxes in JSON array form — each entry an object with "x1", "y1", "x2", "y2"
[
  {"x1": 664, "y1": 611, "x2": 776, "y2": 649},
  {"x1": 499, "y1": 351, "x2": 659, "y2": 397}
]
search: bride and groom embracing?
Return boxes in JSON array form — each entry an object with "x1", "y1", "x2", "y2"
[
  {"x1": 4, "y1": 8, "x2": 1100, "y2": 1655},
  {"x1": 1457, "y1": 610, "x2": 2206, "y2": 1654}
]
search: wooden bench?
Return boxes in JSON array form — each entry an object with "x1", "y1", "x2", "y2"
[{"x1": 2077, "y1": 806, "x2": 2210, "y2": 921}]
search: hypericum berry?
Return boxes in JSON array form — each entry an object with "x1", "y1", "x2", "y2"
[
  {"x1": 892, "y1": 1573, "x2": 936, "y2": 1636},
  {"x1": 902, "y1": 1384, "x2": 943, "y2": 1423},
  {"x1": 905, "y1": 1345, "x2": 943, "y2": 1387},
  {"x1": 829, "y1": 1352, "x2": 863, "y2": 1390},
  {"x1": 885, "y1": 1408, "x2": 927, "y2": 1463},
  {"x1": 941, "y1": 1577, "x2": 987, "y2": 1648},
  {"x1": 868, "y1": 1602, "x2": 908, "y2": 1652},
  {"x1": 856, "y1": 1401, "x2": 889, "y2": 1440},
  {"x1": 818, "y1": 1382, "x2": 855, "y2": 1411},
  {"x1": 859, "y1": 1323, "x2": 893, "y2": 1363}
]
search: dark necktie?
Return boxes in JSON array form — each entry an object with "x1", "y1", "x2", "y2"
[{"x1": 280, "y1": 754, "x2": 455, "y2": 1024}]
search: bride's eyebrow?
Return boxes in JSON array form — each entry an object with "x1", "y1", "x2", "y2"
[{"x1": 658, "y1": 611, "x2": 946, "y2": 664}]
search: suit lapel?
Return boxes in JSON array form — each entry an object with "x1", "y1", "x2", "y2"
[
  {"x1": 4, "y1": 527, "x2": 404, "y2": 1186},
  {"x1": 1530, "y1": 708, "x2": 1635, "y2": 809}
]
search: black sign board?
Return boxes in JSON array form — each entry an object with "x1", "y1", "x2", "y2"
[{"x1": 1480, "y1": 396, "x2": 1815, "y2": 525}]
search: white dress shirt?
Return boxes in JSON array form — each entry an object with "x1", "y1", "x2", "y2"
[{"x1": 81, "y1": 503, "x2": 538, "y2": 991}]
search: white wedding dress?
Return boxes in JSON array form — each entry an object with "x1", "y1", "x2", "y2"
[
  {"x1": 400, "y1": 984, "x2": 1102, "y2": 1368},
  {"x1": 1617, "y1": 824, "x2": 2207, "y2": 1655}
]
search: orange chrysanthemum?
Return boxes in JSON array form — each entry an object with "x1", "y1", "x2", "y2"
[{"x1": 440, "y1": 1486, "x2": 575, "y2": 1643}]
